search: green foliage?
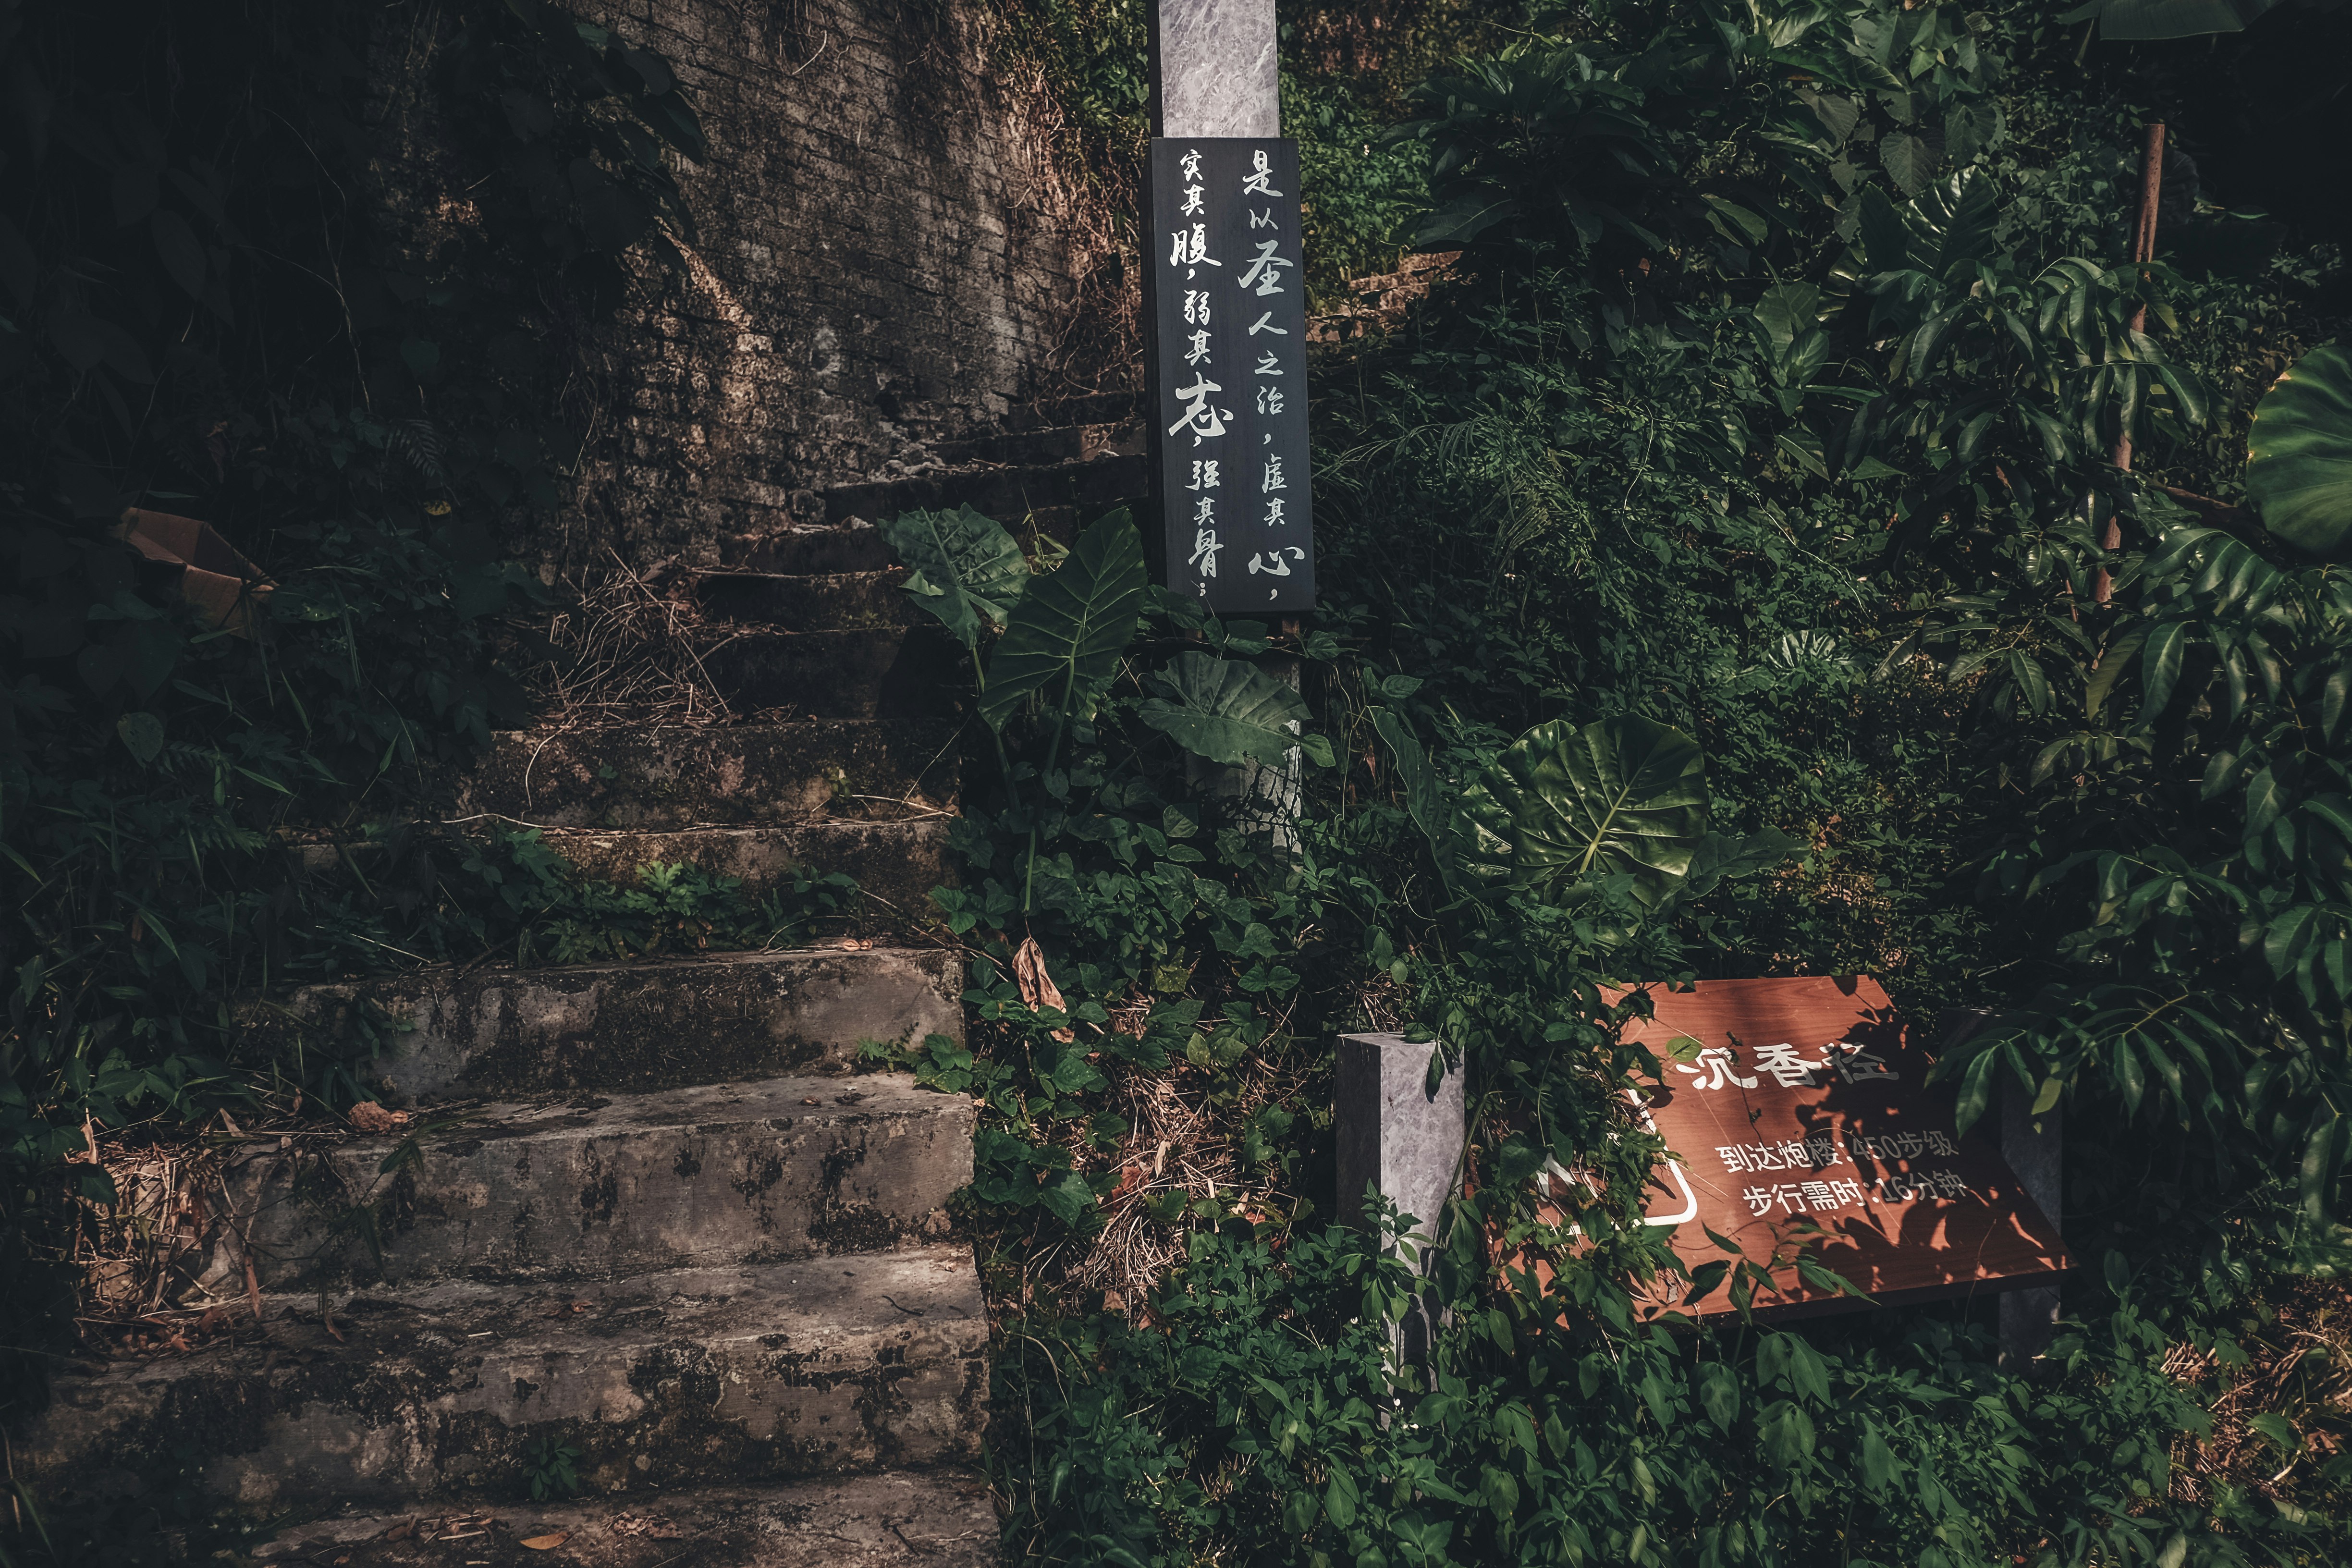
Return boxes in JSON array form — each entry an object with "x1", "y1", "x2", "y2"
[
  {"x1": 0, "y1": 0, "x2": 712, "y2": 1471},
  {"x1": 522, "y1": 1436, "x2": 584, "y2": 1502},
  {"x1": 954, "y1": 0, "x2": 2352, "y2": 1564},
  {"x1": 1134, "y1": 651, "x2": 1312, "y2": 769},
  {"x1": 882, "y1": 503, "x2": 1032, "y2": 649},
  {"x1": 1459, "y1": 714, "x2": 1712, "y2": 907},
  {"x1": 2246, "y1": 343, "x2": 2352, "y2": 559},
  {"x1": 979, "y1": 511, "x2": 1152, "y2": 735},
  {"x1": 2063, "y1": 0, "x2": 2284, "y2": 41}
]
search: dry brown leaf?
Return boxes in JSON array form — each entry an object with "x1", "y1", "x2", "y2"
[
  {"x1": 347, "y1": 1101, "x2": 408, "y2": 1133},
  {"x1": 608, "y1": 1511, "x2": 682, "y2": 1539},
  {"x1": 520, "y1": 1531, "x2": 571, "y2": 1550},
  {"x1": 1011, "y1": 937, "x2": 1076, "y2": 1042}
]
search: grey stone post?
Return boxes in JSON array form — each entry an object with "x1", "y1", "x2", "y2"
[
  {"x1": 1149, "y1": 0, "x2": 1279, "y2": 140},
  {"x1": 1336, "y1": 1032, "x2": 1466, "y2": 1365},
  {"x1": 1940, "y1": 1007, "x2": 2064, "y2": 1365},
  {"x1": 1997, "y1": 1069, "x2": 2064, "y2": 1363}
]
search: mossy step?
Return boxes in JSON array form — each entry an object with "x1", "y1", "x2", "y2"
[
  {"x1": 221, "y1": 1074, "x2": 973, "y2": 1291},
  {"x1": 693, "y1": 569, "x2": 919, "y2": 631},
  {"x1": 720, "y1": 523, "x2": 896, "y2": 576},
  {"x1": 249, "y1": 1472, "x2": 997, "y2": 1565},
  {"x1": 241, "y1": 945, "x2": 963, "y2": 1104},
  {"x1": 699, "y1": 628, "x2": 965, "y2": 721},
  {"x1": 930, "y1": 422, "x2": 1087, "y2": 466},
  {"x1": 820, "y1": 452, "x2": 1144, "y2": 527},
  {"x1": 1004, "y1": 389, "x2": 1139, "y2": 430},
  {"x1": 453, "y1": 722, "x2": 958, "y2": 826},
  {"x1": 293, "y1": 820, "x2": 954, "y2": 920},
  {"x1": 20, "y1": 1249, "x2": 987, "y2": 1510}
]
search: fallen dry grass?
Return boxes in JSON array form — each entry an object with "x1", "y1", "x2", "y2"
[
  {"x1": 2167, "y1": 1277, "x2": 2352, "y2": 1510},
  {"x1": 519, "y1": 551, "x2": 729, "y2": 730}
]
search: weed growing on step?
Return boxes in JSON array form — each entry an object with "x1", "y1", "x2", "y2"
[{"x1": 522, "y1": 1437, "x2": 585, "y2": 1503}]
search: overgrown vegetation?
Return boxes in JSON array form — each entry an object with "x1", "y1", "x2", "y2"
[
  {"x1": 7, "y1": 0, "x2": 2352, "y2": 1563},
  {"x1": 0, "y1": 0, "x2": 719, "y2": 1510},
  {"x1": 887, "y1": 1, "x2": 2352, "y2": 1564}
]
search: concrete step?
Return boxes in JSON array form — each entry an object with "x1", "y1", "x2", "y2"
[
  {"x1": 241, "y1": 946, "x2": 963, "y2": 1105},
  {"x1": 820, "y1": 453, "x2": 1145, "y2": 527},
  {"x1": 249, "y1": 1473, "x2": 996, "y2": 1565},
  {"x1": 720, "y1": 524, "x2": 896, "y2": 576},
  {"x1": 23, "y1": 1249, "x2": 987, "y2": 1509},
  {"x1": 1005, "y1": 389, "x2": 1139, "y2": 430},
  {"x1": 701, "y1": 628, "x2": 963, "y2": 720},
  {"x1": 694, "y1": 569, "x2": 917, "y2": 631},
  {"x1": 291, "y1": 821, "x2": 952, "y2": 918},
  {"x1": 453, "y1": 723, "x2": 958, "y2": 826},
  {"x1": 227, "y1": 1075, "x2": 974, "y2": 1290},
  {"x1": 931, "y1": 423, "x2": 1087, "y2": 467}
]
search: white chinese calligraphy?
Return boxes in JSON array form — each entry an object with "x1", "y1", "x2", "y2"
[
  {"x1": 1167, "y1": 376, "x2": 1229, "y2": 444},
  {"x1": 1188, "y1": 527, "x2": 1222, "y2": 580},
  {"x1": 1825, "y1": 1042, "x2": 1899, "y2": 1082},
  {"x1": 1242, "y1": 147, "x2": 1282, "y2": 196},
  {"x1": 1846, "y1": 1130, "x2": 1959, "y2": 1161},
  {"x1": 1714, "y1": 1135, "x2": 1844, "y2": 1175},
  {"x1": 1237, "y1": 239, "x2": 1293, "y2": 297},
  {"x1": 1187, "y1": 460, "x2": 1220, "y2": 491},
  {"x1": 1752, "y1": 1042, "x2": 1827, "y2": 1089},
  {"x1": 1674, "y1": 1047, "x2": 1757, "y2": 1091},
  {"x1": 1169, "y1": 224, "x2": 1220, "y2": 276}
]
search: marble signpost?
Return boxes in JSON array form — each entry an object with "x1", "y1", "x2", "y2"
[
  {"x1": 1144, "y1": 0, "x2": 1314, "y2": 613},
  {"x1": 1145, "y1": 0, "x2": 1312, "y2": 841}
]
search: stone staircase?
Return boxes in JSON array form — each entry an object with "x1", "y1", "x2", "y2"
[{"x1": 2, "y1": 391, "x2": 1152, "y2": 1565}]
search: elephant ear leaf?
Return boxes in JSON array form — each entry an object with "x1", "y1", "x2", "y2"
[
  {"x1": 979, "y1": 510, "x2": 1149, "y2": 732},
  {"x1": 878, "y1": 503, "x2": 1030, "y2": 649},
  {"x1": 1137, "y1": 650, "x2": 1312, "y2": 767},
  {"x1": 1669, "y1": 828, "x2": 1802, "y2": 907},
  {"x1": 1461, "y1": 713, "x2": 1710, "y2": 906},
  {"x1": 2246, "y1": 343, "x2": 2352, "y2": 562},
  {"x1": 1370, "y1": 707, "x2": 1454, "y2": 848}
]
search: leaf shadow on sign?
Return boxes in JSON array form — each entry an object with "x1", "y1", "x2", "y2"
[
  {"x1": 1771, "y1": 1002, "x2": 2070, "y2": 1311},
  {"x1": 1628, "y1": 988, "x2": 2070, "y2": 1320}
]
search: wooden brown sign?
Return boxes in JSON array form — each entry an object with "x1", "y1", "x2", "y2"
[{"x1": 1615, "y1": 976, "x2": 2067, "y2": 1317}]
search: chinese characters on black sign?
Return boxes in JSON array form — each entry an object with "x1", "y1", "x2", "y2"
[{"x1": 1147, "y1": 138, "x2": 1315, "y2": 613}]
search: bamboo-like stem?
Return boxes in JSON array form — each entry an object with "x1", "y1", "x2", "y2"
[{"x1": 2094, "y1": 121, "x2": 2166, "y2": 606}]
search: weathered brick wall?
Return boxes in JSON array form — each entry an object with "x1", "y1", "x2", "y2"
[{"x1": 370, "y1": 0, "x2": 1120, "y2": 569}]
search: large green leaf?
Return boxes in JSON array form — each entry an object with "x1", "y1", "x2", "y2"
[
  {"x1": 1371, "y1": 707, "x2": 1454, "y2": 849},
  {"x1": 878, "y1": 503, "x2": 1029, "y2": 650},
  {"x1": 2060, "y1": 0, "x2": 2281, "y2": 40},
  {"x1": 1461, "y1": 714, "x2": 1710, "y2": 905},
  {"x1": 2246, "y1": 343, "x2": 2352, "y2": 560},
  {"x1": 1136, "y1": 651, "x2": 1310, "y2": 767},
  {"x1": 979, "y1": 511, "x2": 1148, "y2": 732}
]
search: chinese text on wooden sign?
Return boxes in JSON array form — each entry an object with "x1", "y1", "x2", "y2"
[
  {"x1": 1147, "y1": 138, "x2": 1315, "y2": 612},
  {"x1": 1617, "y1": 976, "x2": 2067, "y2": 1316}
]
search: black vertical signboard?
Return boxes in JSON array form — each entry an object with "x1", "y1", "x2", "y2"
[{"x1": 1145, "y1": 138, "x2": 1314, "y2": 613}]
